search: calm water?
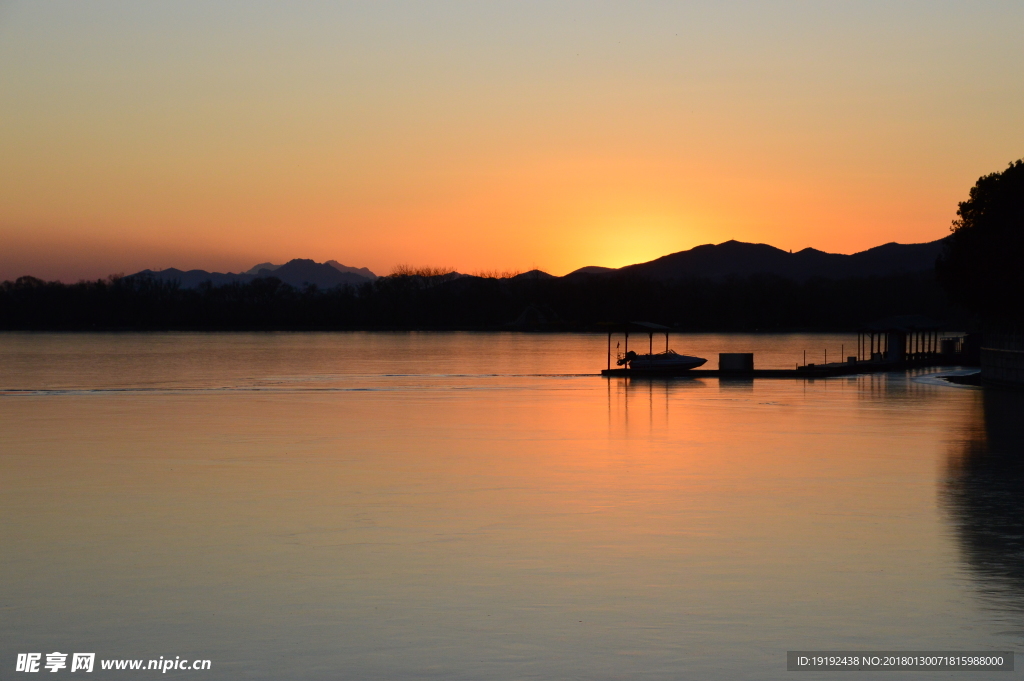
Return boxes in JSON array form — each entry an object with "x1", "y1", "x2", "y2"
[{"x1": 1, "y1": 332, "x2": 1020, "y2": 680}]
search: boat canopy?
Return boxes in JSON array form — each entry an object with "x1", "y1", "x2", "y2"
[{"x1": 598, "y1": 321, "x2": 673, "y2": 370}]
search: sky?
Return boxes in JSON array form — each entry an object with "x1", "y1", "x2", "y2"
[{"x1": 2, "y1": 1, "x2": 1023, "y2": 281}]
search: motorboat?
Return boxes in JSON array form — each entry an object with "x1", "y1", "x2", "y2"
[
  {"x1": 616, "y1": 349, "x2": 707, "y2": 371},
  {"x1": 601, "y1": 321, "x2": 707, "y2": 375}
]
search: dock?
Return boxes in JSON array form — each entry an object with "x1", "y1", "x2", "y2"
[
  {"x1": 601, "y1": 357, "x2": 965, "y2": 379},
  {"x1": 599, "y1": 318, "x2": 978, "y2": 379}
]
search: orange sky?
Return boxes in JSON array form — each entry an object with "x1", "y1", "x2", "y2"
[{"x1": 2, "y1": 2, "x2": 1023, "y2": 281}]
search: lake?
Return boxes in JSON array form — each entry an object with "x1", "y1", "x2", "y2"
[{"x1": 1, "y1": 332, "x2": 1020, "y2": 679}]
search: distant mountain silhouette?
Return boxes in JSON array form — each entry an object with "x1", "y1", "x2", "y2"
[
  {"x1": 130, "y1": 238, "x2": 944, "y2": 292},
  {"x1": 132, "y1": 268, "x2": 252, "y2": 288},
  {"x1": 512, "y1": 269, "x2": 555, "y2": 280},
  {"x1": 325, "y1": 260, "x2": 378, "y2": 280},
  {"x1": 243, "y1": 262, "x2": 283, "y2": 275},
  {"x1": 256, "y1": 259, "x2": 370, "y2": 288},
  {"x1": 617, "y1": 238, "x2": 946, "y2": 282},
  {"x1": 564, "y1": 265, "x2": 616, "y2": 278},
  {"x1": 134, "y1": 258, "x2": 374, "y2": 289}
]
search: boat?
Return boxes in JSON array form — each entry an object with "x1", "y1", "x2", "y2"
[
  {"x1": 617, "y1": 349, "x2": 707, "y2": 371},
  {"x1": 600, "y1": 321, "x2": 708, "y2": 375}
]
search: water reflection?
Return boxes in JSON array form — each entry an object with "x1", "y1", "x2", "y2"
[
  {"x1": 944, "y1": 388, "x2": 1024, "y2": 615},
  {"x1": 607, "y1": 377, "x2": 694, "y2": 436}
]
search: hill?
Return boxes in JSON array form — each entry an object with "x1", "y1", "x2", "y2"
[{"x1": 618, "y1": 238, "x2": 946, "y2": 282}]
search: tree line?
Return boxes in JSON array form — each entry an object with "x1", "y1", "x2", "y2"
[{"x1": 0, "y1": 268, "x2": 955, "y2": 332}]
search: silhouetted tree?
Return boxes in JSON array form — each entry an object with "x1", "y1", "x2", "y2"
[{"x1": 937, "y1": 159, "x2": 1024, "y2": 321}]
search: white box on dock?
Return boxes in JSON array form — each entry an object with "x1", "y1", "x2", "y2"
[{"x1": 719, "y1": 353, "x2": 754, "y2": 372}]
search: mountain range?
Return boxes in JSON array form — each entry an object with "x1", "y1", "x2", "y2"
[
  {"x1": 616, "y1": 238, "x2": 946, "y2": 282},
  {"x1": 134, "y1": 259, "x2": 377, "y2": 289},
  {"x1": 131, "y1": 237, "x2": 946, "y2": 289},
  {"x1": 243, "y1": 260, "x2": 377, "y2": 280}
]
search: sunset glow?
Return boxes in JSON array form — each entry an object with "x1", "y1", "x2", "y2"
[{"x1": 2, "y1": 2, "x2": 1023, "y2": 281}]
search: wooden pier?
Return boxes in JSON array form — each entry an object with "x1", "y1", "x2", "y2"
[
  {"x1": 600, "y1": 318, "x2": 976, "y2": 379},
  {"x1": 601, "y1": 357, "x2": 966, "y2": 379}
]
